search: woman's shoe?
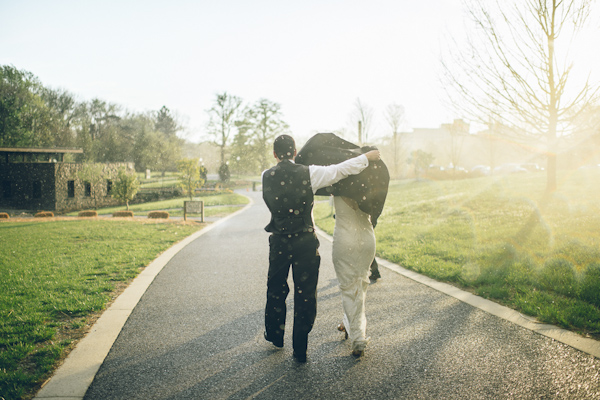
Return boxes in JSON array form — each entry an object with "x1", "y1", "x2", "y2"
[
  {"x1": 337, "y1": 323, "x2": 348, "y2": 339},
  {"x1": 352, "y1": 349, "x2": 364, "y2": 357},
  {"x1": 351, "y1": 337, "x2": 369, "y2": 357}
]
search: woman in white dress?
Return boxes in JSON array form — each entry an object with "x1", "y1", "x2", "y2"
[
  {"x1": 332, "y1": 195, "x2": 376, "y2": 357},
  {"x1": 293, "y1": 132, "x2": 388, "y2": 357}
]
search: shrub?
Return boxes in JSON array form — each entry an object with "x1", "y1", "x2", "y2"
[
  {"x1": 579, "y1": 263, "x2": 600, "y2": 308},
  {"x1": 78, "y1": 210, "x2": 98, "y2": 217},
  {"x1": 0, "y1": 212, "x2": 9, "y2": 219},
  {"x1": 148, "y1": 211, "x2": 169, "y2": 219},
  {"x1": 34, "y1": 211, "x2": 54, "y2": 218},
  {"x1": 538, "y1": 258, "x2": 577, "y2": 297},
  {"x1": 113, "y1": 210, "x2": 134, "y2": 218},
  {"x1": 476, "y1": 244, "x2": 517, "y2": 285},
  {"x1": 505, "y1": 259, "x2": 536, "y2": 287},
  {"x1": 111, "y1": 167, "x2": 140, "y2": 210}
]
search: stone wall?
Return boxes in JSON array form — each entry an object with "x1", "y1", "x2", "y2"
[
  {"x1": 54, "y1": 162, "x2": 135, "y2": 212},
  {"x1": 0, "y1": 162, "x2": 135, "y2": 213}
]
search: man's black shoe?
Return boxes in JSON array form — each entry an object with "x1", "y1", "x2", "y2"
[
  {"x1": 264, "y1": 332, "x2": 283, "y2": 348},
  {"x1": 293, "y1": 351, "x2": 307, "y2": 363}
]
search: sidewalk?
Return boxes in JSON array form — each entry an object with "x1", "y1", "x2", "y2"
[{"x1": 36, "y1": 190, "x2": 600, "y2": 400}]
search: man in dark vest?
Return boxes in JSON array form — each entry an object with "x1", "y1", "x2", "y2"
[{"x1": 262, "y1": 134, "x2": 380, "y2": 362}]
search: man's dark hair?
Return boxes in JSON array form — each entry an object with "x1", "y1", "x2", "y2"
[{"x1": 273, "y1": 134, "x2": 295, "y2": 160}]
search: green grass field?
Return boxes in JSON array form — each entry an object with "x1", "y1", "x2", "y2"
[
  {"x1": 314, "y1": 169, "x2": 600, "y2": 338},
  {"x1": 0, "y1": 190, "x2": 250, "y2": 399}
]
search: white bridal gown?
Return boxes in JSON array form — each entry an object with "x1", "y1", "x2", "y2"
[{"x1": 332, "y1": 196, "x2": 376, "y2": 351}]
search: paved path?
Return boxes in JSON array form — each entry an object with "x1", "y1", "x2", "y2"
[{"x1": 43, "y1": 190, "x2": 600, "y2": 399}]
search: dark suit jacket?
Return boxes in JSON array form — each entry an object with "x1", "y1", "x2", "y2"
[{"x1": 295, "y1": 133, "x2": 389, "y2": 227}]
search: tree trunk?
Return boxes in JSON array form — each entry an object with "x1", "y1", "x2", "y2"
[
  {"x1": 547, "y1": 151, "x2": 557, "y2": 192},
  {"x1": 546, "y1": 9, "x2": 558, "y2": 193}
]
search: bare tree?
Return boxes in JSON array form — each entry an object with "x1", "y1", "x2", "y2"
[
  {"x1": 442, "y1": 0, "x2": 599, "y2": 191},
  {"x1": 384, "y1": 103, "x2": 406, "y2": 178},
  {"x1": 237, "y1": 99, "x2": 290, "y2": 172},
  {"x1": 446, "y1": 119, "x2": 469, "y2": 177},
  {"x1": 350, "y1": 98, "x2": 375, "y2": 145},
  {"x1": 206, "y1": 92, "x2": 243, "y2": 166}
]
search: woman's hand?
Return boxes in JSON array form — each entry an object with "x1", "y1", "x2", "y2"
[{"x1": 365, "y1": 150, "x2": 381, "y2": 162}]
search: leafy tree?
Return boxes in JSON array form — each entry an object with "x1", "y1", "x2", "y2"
[
  {"x1": 442, "y1": 0, "x2": 600, "y2": 191},
  {"x1": 72, "y1": 98, "x2": 124, "y2": 162},
  {"x1": 40, "y1": 87, "x2": 80, "y2": 148},
  {"x1": 230, "y1": 126, "x2": 260, "y2": 174},
  {"x1": 177, "y1": 158, "x2": 205, "y2": 200},
  {"x1": 87, "y1": 98, "x2": 121, "y2": 142},
  {"x1": 124, "y1": 112, "x2": 182, "y2": 175},
  {"x1": 408, "y1": 150, "x2": 434, "y2": 178},
  {"x1": 0, "y1": 65, "x2": 54, "y2": 147},
  {"x1": 77, "y1": 163, "x2": 106, "y2": 209},
  {"x1": 155, "y1": 106, "x2": 179, "y2": 137},
  {"x1": 206, "y1": 92, "x2": 243, "y2": 166},
  {"x1": 218, "y1": 163, "x2": 230, "y2": 183},
  {"x1": 237, "y1": 99, "x2": 290, "y2": 172},
  {"x1": 111, "y1": 167, "x2": 140, "y2": 210},
  {"x1": 199, "y1": 164, "x2": 207, "y2": 183},
  {"x1": 131, "y1": 118, "x2": 155, "y2": 171},
  {"x1": 0, "y1": 65, "x2": 186, "y2": 173},
  {"x1": 154, "y1": 133, "x2": 182, "y2": 176}
]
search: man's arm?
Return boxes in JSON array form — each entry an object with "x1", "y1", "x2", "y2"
[{"x1": 309, "y1": 150, "x2": 380, "y2": 193}]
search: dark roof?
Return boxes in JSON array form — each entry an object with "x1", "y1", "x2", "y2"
[{"x1": 0, "y1": 147, "x2": 83, "y2": 154}]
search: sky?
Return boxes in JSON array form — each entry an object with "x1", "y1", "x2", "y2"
[{"x1": 1, "y1": 0, "x2": 598, "y2": 145}]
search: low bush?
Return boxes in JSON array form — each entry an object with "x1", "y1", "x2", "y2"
[
  {"x1": 538, "y1": 258, "x2": 578, "y2": 297},
  {"x1": 0, "y1": 212, "x2": 9, "y2": 219},
  {"x1": 579, "y1": 263, "x2": 600, "y2": 308},
  {"x1": 113, "y1": 210, "x2": 134, "y2": 218},
  {"x1": 475, "y1": 244, "x2": 517, "y2": 285},
  {"x1": 78, "y1": 210, "x2": 98, "y2": 217},
  {"x1": 134, "y1": 187, "x2": 182, "y2": 204},
  {"x1": 34, "y1": 211, "x2": 54, "y2": 218},
  {"x1": 148, "y1": 211, "x2": 169, "y2": 219}
]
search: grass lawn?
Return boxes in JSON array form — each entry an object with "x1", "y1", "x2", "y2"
[
  {"x1": 314, "y1": 168, "x2": 600, "y2": 338},
  {"x1": 0, "y1": 191, "x2": 249, "y2": 399},
  {"x1": 67, "y1": 193, "x2": 249, "y2": 218},
  {"x1": 140, "y1": 178, "x2": 179, "y2": 189}
]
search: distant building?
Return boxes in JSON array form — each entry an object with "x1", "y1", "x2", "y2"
[
  {"x1": 0, "y1": 147, "x2": 133, "y2": 213},
  {"x1": 404, "y1": 119, "x2": 472, "y2": 167}
]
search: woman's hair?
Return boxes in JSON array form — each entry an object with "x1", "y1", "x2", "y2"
[{"x1": 273, "y1": 134, "x2": 295, "y2": 159}]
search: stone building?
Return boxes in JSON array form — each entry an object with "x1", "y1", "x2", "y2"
[{"x1": 0, "y1": 147, "x2": 134, "y2": 213}]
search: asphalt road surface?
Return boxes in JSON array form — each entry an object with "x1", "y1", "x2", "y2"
[{"x1": 84, "y1": 190, "x2": 600, "y2": 400}]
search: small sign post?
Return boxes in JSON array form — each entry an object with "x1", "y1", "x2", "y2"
[{"x1": 184, "y1": 200, "x2": 204, "y2": 222}]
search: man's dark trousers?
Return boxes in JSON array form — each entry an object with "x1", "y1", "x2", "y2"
[{"x1": 265, "y1": 231, "x2": 320, "y2": 355}]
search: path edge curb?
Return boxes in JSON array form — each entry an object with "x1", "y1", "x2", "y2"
[{"x1": 34, "y1": 196, "x2": 254, "y2": 400}]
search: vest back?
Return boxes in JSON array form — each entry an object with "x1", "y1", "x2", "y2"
[{"x1": 262, "y1": 160, "x2": 314, "y2": 234}]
